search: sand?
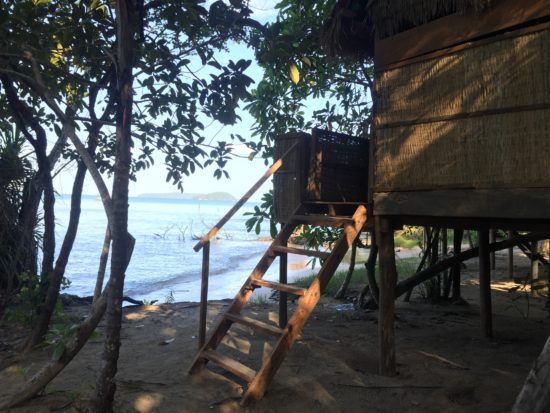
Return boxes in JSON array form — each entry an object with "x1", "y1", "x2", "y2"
[{"x1": 0, "y1": 251, "x2": 549, "y2": 413}]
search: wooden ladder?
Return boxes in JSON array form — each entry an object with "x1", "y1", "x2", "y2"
[{"x1": 188, "y1": 203, "x2": 368, "y2": 405}]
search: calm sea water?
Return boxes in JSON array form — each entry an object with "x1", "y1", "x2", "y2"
[{"x1": 54, "y1": 195, "x2": 291, "y2": 303}]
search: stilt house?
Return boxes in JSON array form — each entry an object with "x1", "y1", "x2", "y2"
[
  {"x1": 189, "y1": 0, "x2": 550, "y2": 405},
  {"x1": 321, "y1": 0, "x2": 550, "y2": 374}
]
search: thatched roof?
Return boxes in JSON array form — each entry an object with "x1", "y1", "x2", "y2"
[{"x1": 321, "y1": 0, "x2": 496, "y2": 58}]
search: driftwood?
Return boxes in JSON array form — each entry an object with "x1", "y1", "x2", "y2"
[{"x1": 511, "y1": 336, "x2": 550, "y2": 413}]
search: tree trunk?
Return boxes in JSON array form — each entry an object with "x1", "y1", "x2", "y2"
[
  {"x1": 404, "y1": 228, "x2": 436, "y2": 302},
  {"x1": 92, "y1": 2, "x2": 137, "y2": 411},
  {"x1": 334, "y1": 239, "x2": 357, "y2": 299},
  {"x1": 359, "y1": 237, "x2": 379, "y2": 307},
  {"x1": 24, "y1": 139, "x2": 96, "y2": 351},
  {"x1": 94, "y1": 227, "x2": 111, "y2": 303},
  {"x1": 451, "y1": 229, "x2": 464, "y2": 300}
]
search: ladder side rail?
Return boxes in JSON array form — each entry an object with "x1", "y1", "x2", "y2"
[
  {"x1": 193, "y1": 141, "x2": 300, "y2": 252},
  {"x1": 189, "y1": 222, "x2": 298, "y2": 374},
  {"x1": 242, "y1": 205, "x2": 368, "y2": 404}
]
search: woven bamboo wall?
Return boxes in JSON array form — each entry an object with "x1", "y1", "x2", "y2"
[
  {"x1": 374, "y1": 27, "x2": 550, "y2": 192},
  {"x1": 273, "y1": 132, "x2": 310, "y2": 223}
]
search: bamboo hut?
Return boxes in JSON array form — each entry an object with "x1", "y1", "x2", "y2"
[
  {"x1": 322, "y1": 0, "x2": 550, "y2": 378},
  {"x1": 189, "y1": 1, "x2": 550, "y2": 406}
]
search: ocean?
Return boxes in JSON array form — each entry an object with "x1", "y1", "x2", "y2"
[{"x1": 54, "y1": 195, "x2": 316, "y2": 303}]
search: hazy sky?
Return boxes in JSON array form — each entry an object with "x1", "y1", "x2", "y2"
[{"x1": 54, "y1": 1, "x2": 279, "y2": 200}]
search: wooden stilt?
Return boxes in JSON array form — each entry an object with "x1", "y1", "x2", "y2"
[
  {"x1": 451, "y1": 229, "x2": 463, "y2": 300},
  {"x1": 508, "y1": 230, "x2": 514, "y2": 279},
  {"x1": 478, "y1": 230, "x2": 493, "y2": 338},
  {"x1": 279, "y1": 239, "x2": 288, "y2": 328},
  {"x1": 489, "y1": 229, "x2": 496, "y2": 270},
  {"x1": 199, "y1": 241, "x2": 210, "y2": 348},
  {"x1": 376, "y1": 216, "x2": 397, "y2": 376},
  {"x1": 531, "y1": 241, "x2": 539, "y2": 282}
]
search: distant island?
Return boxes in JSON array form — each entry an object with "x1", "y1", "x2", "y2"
[{"x1": 136, "y1": 191, "x2": 237, "y2": 201}]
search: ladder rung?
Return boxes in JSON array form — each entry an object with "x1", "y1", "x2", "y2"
[
  {"x1": 251, "y1": 279, "x2": 307, "y2": 296},
  {"x1": 202, "y1": 350, "x2": 256, "y2": 382},
  {"x1": 291, "y1": 214, "x2": 354, "y2": 227},
  {"x1": 271, "y1": 246, "x2": 330, "y2": 260},
  {"x1": 225, "y1": 313, "x2": 283, "y2": 337}
]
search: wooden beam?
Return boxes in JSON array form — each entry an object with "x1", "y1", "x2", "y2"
[
  {"x1": 478, "y1": 230, "x2": 493, "y2": 338},
  {"x1": 374, "y1": 189, "x2": 550, "y2": 222},
  {"x1": 376, "y1": 216, "x2": 397, "y2": 376},
  {"x1": 193, "y1": 141, "x2": 299, "y2": 251},
  {"x1": 374, "y1": 0, "x2": 550, "y2": 68}
]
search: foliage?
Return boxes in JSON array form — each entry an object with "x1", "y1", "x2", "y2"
[
  {"x1": 246, "y1": 0, "x2": 373, "y2": 153},
  {"x1": 0, "y1": 0, "x2": 261, "y2": 188},
  {"x1": 0, "y1": 126, "x2": 35, "y2": 307},
  {"x1": 294, "y1": 225, "x2": 342, "y2": 268},
  {"x1": 244, "y1": 190, "x2": 278, "y2": 238},
  {"x1": 243, "y1": 0, "x2": 373, "y2": 244},
  {"x1": 292, "y1": 257, "x2": 420, "y2": 297},
  {"x1": 395, "y1": 226, "x2": 424, "y2": 249}
]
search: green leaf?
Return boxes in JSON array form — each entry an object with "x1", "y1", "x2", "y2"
[{"x1": 52, "y1": 342, "x2": 65, "y2": 361}]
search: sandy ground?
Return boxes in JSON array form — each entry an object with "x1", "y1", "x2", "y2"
[{"x1": 0, "y1": 251, "x2": 549, "y2": 413}]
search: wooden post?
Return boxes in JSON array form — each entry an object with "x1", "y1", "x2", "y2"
[
  {"x1": 452, "y1": 229, "x2": 463, "y2": 300},
  {"x1": 478, "y1": 230, "x2": 493, "y2": 338},
  {"x1": 279, "y1": 239, "x2": 288, "y2": 329},
  {"x1": 199, "y1": 241, "x2": 210, "y2": 348},
  {"x1": 531, "y1": 241, "x2": 539, "y2": 282},
  {"x1": 489, "y1": 229, "x2": 496, "y2": 270},
  {"x1": 508, "y1": 230, "x2": 514, "y2": 279},
  {"x1": 376, "y1": 216, "x2": 397, "y2": 376}
]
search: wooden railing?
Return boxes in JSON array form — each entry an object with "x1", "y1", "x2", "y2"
[{"x1": 194, "y1": 142, "x2": 299, "y2": 347}]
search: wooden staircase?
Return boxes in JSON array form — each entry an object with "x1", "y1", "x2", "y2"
[{"x1": 188, "y1": 203, "x2": 368, "y2": 405}]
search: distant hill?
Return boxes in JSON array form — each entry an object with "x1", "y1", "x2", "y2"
[{"x1": 136, "y1": 191, "x2": 237, "y2": 201}]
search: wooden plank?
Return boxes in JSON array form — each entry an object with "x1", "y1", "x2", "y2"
[
  {"x1": 251, "y1": 279, "x2": 307, "y2": 297},
  {"x1": 376, "y1": 216, "x2": 397, "y2": 376},
  {"x1": 271, "y1": 245, "x2": 330, "y2": 260},
  {"x1": 193, "y1": 142, "x2": 299, "y2": 251},
  {"x1": 225, "y1": 313, "x2": 283, "y2": 337},
  {"x1": 291, "y1": 214, "x2": 355, "y2": 227},
  {"x1": 201, "y1": 350, "x2": 256, "y2": 383},
  {"x1": 198, "y1": 242, "x2": 210, "y2": 349},
  {"x1": 278, "y1": 240, "x2": 288, "y2": 329},
  {"x1": 478, "y1": 230, "x2": 493, "y2": 339},
  {"x1": 241, "y1": 205, "x2": 368, "y2": 405},
  {"x1": 373, "y1": 189, "x2": 550, "y2": 220},
  {"x1": 375, "y1": 0, "x2": 550, "y2": 68}
]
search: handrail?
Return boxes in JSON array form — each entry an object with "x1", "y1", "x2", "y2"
[{"x1": 193, "y1": 141, "x2": 300, "y2": 252}]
